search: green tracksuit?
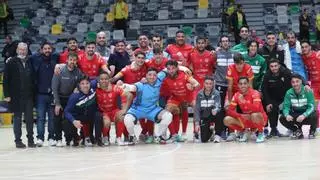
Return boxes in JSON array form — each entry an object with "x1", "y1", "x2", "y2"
[
  {"x1": 283, "y1": 87, "x2": 315, "y2": 118},
  {"x1": 231, "y1": 42, "x2": 248, "y2": 56},
  {"x1": 243, "y1": 53, "x2": 267, "y2": 90}
]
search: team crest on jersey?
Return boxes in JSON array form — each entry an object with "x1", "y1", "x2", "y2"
[
  {"x1": 281, "y1": 77, "x2": 284, "y2": 82},
  {"x1": 108, "y1": 93, "x2": 112, "y2": 98},
  {"x1": 256, "y1": 61, "x2": 258, "y2": 65},
  {"x1": 93, "y1": 65, "x2": 96, "y2": 69},
  {"x1": 174, "y1": 82, "x2": 177, "y2": 86},
  {"x1": 205, "y1": 58, "x2": 209, "y2": 63}
]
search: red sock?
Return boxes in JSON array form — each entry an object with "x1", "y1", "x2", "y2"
[
  {"x1": 181, "y1": 109, "x2": 188, "y2": 133},
  {"x1": 147, "y1": 120, "x2": 154, "y2": 136},
  {"x1": 169, "y1": 114, "x2": 179, "y2": 135},
  {"x1": 140, "y1": 119, "x2": 148, "y2": 135},
  {"x1": 175, "y1": 114, "x2": 180, "y2": 133},
  {"x1": 102, "y1": 126, "x2": 110, "y2": 137},
  {"x1": 82, "y1": 122, "x2": 90, "y2": 137},
  {"x1": 116, "y1": 121, "x2": 124, "y2": 138}
]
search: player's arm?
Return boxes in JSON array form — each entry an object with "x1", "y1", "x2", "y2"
[
  {"x1": 121, "y1": 83, "x2": 137, "y2": 92},
  {"x1": 226, "y1": 95, "x2": 240, "y2": 118},
  {"x1": 64, "y1": 94, "x2": 78, "y2": 124},
  {"x1": 282, "y1": 91, "x2": 292, "y2": 118},
  {"x1": 121, "y1": 91, "x2": 133, "y2": 112},
  {"x1": 246, "y1": 93, "x2": 263, "y2": 112},
  {"x1": 303, "y1": 92, "x2": 315, "y2": 118},
  {"x1": 178, "y1": 65, "x2": 192, "y2": 76},
  {"x1": 101, "y1": 64, "x2": 111, "y2": 76},
  {"x1": 111, "y1": 72, "x2": 124, "y2": 83},
  {"x1": 187, "y1": 76, "x2": 200, "y2": 89},
  {"x1": 194, "y1": 93, "x2": 202, "y2": 126},
  {"x1": 227, "y1": 78, "x2": 233, "y2": 102}
]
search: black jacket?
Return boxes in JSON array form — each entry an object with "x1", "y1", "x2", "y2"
[
  {"x1": 261, "y1": 67, "x2": 292, "y2": 105},
  {"x1": 1, "y1": 41, "x2": 17, "y2": 62},
  {"x1": 3, "y1": 56, "x2": 35, "y2": 112},
  {"x1": 259, "y1": 44, "x2": 285, "y2": 67},
  {"x1": 229, "y1": 11, "x2": 247, "y2": 31}
]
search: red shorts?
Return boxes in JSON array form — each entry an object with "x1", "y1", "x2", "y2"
[
  {"x1": 311, "y1": 84, "x2": 320, "y2": 100},
  {"x1": 238, "y1": 113, "x2": 268, "y2": 129},
  {"x1": 103, "y1": 109, "x2": 121, "y2": 122},
  {"x1": 167, "y1": 96, "x2": 192, "y2": 107}
]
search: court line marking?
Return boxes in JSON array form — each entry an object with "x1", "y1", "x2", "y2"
[{"x1": 0, "y1": 143, "x2": 181, "y2": 179}]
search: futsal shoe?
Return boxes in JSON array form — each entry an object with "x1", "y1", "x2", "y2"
[
  {"x1": 193, "y1": 133, "x2": 201, "y2": 143},
  {"x1": 84, "y1": 137, "x2": 93, "y2": 147},
  {"x1": 256, "y1": 133, "x2": 265, "y2": 143},
  {"x1": 49, "y1": 139, "x2": 57, "y2": 146},
  {"x1": 145, "y1": 136, "x2": 154, "y2": 144},
  {"x1": 238, "y1": 131, "x2": 249, "y2": 142},
  {"x1": 128, "y1": 136, "x2": 137, "y2": 145},
  {"x1": 102, "y1": 136, "x2": 110, "y2": 146},
  {"x1": 56, "y1": 140, "x2": 64, "y2": 147},
  {"x1": 96, "y1": 138, "x2": 104, "y2": 147},
  {"x1": 308, "y1": 130, "x2": 316, "y2": 139},
  {"x1": 226, "y1": 133, "x2": 237, "y2": 142},
  {"x1": 15, "y1": 141, "x2": 26, "y2": 148},
  {"x1": 291, "y1": 129, "x2": 304, "y2": 140},
  {"x1": 154, "y1": 136, "x2": 166, "y2": 144},
  {"x1": 117, "y1": 137, "x2": 128, "y2": 146},
  {"x1": 213, "y1": 135, "x2": 222, "y2": 143},
  {"x1": 36, "y1": 139, "x2": 43, "y2": 147}
]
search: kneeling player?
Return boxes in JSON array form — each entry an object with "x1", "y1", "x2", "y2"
[
  {"x1": 194, "y1": 76, "x2": 222, "y2": 143},
  {"x1": 95, "y1": 72, "x2": 133, "y2": 146},
  {"x1": 223, "y1": 77, "x2": 267, "y2": 143},
  {"x1": 123, "y1": 68, "x2": 173, "y2": 144}
]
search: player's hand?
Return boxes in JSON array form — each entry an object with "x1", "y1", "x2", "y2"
[
  {"x1": 54, "y1": 105, "x2": 62, "y2": 116},
  {"x1": 286, "y1": 115, "x2": 293, "y2": 122},
  {"x1": 4, "y1": 97, "x2": 11, "y2": 102},
  {"x1": 140, "y1": 77, "x2": 147, "y2": 84},
  {"x1": 194, "y1": 123, "x2": 200, "y2": 133},
  {"x1": 224, "y1": 101, "x2": 230, "y2": 109},
  {"x1": 210, "y1": 50, "x2": 216, "y2": 55},
  {"x1": 73, "y1": 120, "x2": 83, "y2": 129},
  {"x1": 116, "y1": 80, "x2": 124, "y2": 87},
  {"x1": 266, "y1": 104, "x2": 273, "y2": 113},
  {"x1": 296, "y1": 115, "x2": 306, "y2": 122},
  {"x1": 54, "y1": 64, "x2": 63, "y2": 75},
  {"x1": 211, "y1": 109, "x2": 217, "y2": 116},
  {"x1": 304, "y1": 85, "x2": 313, "y2": 93},
  {"x1": 186, "y1": 83, "x2": 194, "y2": 91}
]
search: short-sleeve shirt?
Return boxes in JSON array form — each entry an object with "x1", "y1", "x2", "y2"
[
  {"x1": 96, "y1": 85, "x2": 124, "y2": 114},
  {"x1": 117, "y1": 64, "x2": 148, "y2": 83},
  {"x1": 77, "y1": 54, "x2": 105, "y2": 79},
  {"x1": 166, "y1": 44, "x2": 193, "y2": 66},
  {"x1": 145, "y1": 57, "x2": 168, "y2": 72},
  {"x1": 59, "y1": 49, "x2": 84, "y2": 64},
  {"x1": 226, "y1": 63, "x2": 254, "y2": 94}
]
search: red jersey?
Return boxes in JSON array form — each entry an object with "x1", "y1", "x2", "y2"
[
  {"x1": 134, "y1": 47, "x2": 152, "y2": 54},
  {"x1": 117, "y1": 64, "x2": 148, "y2": 83},
  {"x1": 77, "y1": 53, "x2": 106, "y2": 79},
  {"x1": 96, "y1": 85, "x2": 124, "y2": 115},
  {"x1": 166, "y1": 44, "x2": 193, "y2": 66},
  {"x1": 226, "y1": 63, "x2": 254, "y2": 94},
  {"x1": 145, "y1": 57, "x2": 168, "y2": 72},
  {"x1": 189, "y1": 49, "x2": 216, "y2": 87},
  {"x1": 161, "y1": 71, "x2": 193, "y2": 102},
  {"x1": 302, "y1": 51, "x2": 320, "y2": 85},
  {"x1": 59, "y1": 49, "x2": 84, "y2": 64},
  {"x1": 227, "y1": 88, "x2": 265, "y2": 118}
]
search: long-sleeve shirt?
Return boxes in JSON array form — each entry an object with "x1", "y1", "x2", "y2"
[
  {"x1": 215, "y1": 49, "x2": 234, "y2": 87},
  {"x1": 283, "y1": 87, "x2": 315, "y2": 118},
  {"x1": 243, "y1": 53, "x2": 267, "y2": 90},
  {"x1": 194, "y1": 89, "x2": 221, "y2": 124},
  {"x1": 258, "y1": 44, "x2": 285, "y2": 67},
  {"x1": 51, "y1": 66, "x2": 83, "y2": 106}
]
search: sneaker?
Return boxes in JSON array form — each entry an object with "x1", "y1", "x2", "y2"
[
  {"x1": 291, "y1": 129, "x2": 304, "y2": 140},
  {"x1": 36, "y1": 139, "x2": 44, "y2": 147},
  {"x1": 175, "y1": 134, "x2": 186, "y2": 142},
  {"x1": 56, "y1": 140, "x2": 64, "y2": 147},
  {"x1": 124, "y1": 136, "x2": 129, "y2": 143},
  {"x1": 220, "y1": 131, "x2": 227, "y2": 140},
  {"x1": 238, "y1": 131, "x2": 249, "y2": 142},
  {"x1": 139, "y1": 134, "x2": 146, "y2": 142},
  {"x1": 72, "y1": 139, "x2": 79, "y2": 147},
  {"x1": 128, "y1": 136, "x2": 137, "y2": 145},
  {"x1": 15, "y1": 141, "x2": 26, "y2": 148},
  {"x1": 145, "y1": 136, "x2": 154, "y2": 144},
  {"x1": 154, "y1": 136, "x2": 166, "y2": 144},
  {"x1": 166, "y1": 135, "x2": 175, "y2": 144},
  {"x1": 308, "y1": 130, "x2": 316, "y2": 139},
  {"x1": 48, "y1": 139, "x2": 56, "y2": 146},
  {"x1": 263, "y1": 128, "x2": 269, "y2": 137},
  {"x1": 256, "y1": 133, "x2": 265, "y2": 143},
  {"x1": 117, "y1": 137, "x2": 128, "y2": 146},
  {"x1": 181, "y1": 133, "x2": 188, "y2": 141},
  {"x1": 250, "y1": 132, "x2": 257, "y2": 140},
  {"x1": 84, "y1": 137, "x2": 93, "y2": 147},
  {"x1": 268, "y1": 128, "x2": 283, "y2": 138},
  {"x1": 28, "y1": 141, "x2": 37, "y2": 148},
  {"x1": 96, "y1": 138, "x2": 104, "y2": 147},
  {"x1": 213, "y1": 135, "x2": 221, "y2": 143},
  {"x1": 283, "y1": 130, "x2": 293, "y2": 137},
  {"x1": 316, "y1": 128, "x2": 320, "y2": 136},
  {"x1": 193, "y1": 133, "x2": 201, "y2": 143},
  {"x1": 226, "y1": 133, "x2": 237, "y2": 142},
  {"x1": 102, "y1": 136, "x2": 110, "y2": 146}
]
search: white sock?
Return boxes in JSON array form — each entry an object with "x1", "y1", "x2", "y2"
[
  {"x1": 156, "y1": 111, "x2": 172, "y2": 137},
  {"x1": 124, "y1": 114, "x2": 136, "y2": 136}
]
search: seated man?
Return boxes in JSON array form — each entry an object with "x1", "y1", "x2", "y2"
[
  {"x1": 280, "y1": 74, "x2": 317, "y2": 139},
  {"x1": 122, "y1": 68, "x2": 173, "y2": 145},
  {"x1": 224, "y1": 77, "x2": 267, "y2": 143},
  {"x1": 194, "y1": 76, "x2": 222, "y2": 143}
]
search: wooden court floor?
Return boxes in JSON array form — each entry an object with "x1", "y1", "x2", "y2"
[{"x1": 0, "y1": 124, "x2": 319, "y2": 180}]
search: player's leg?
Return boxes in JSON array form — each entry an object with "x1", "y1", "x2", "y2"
[
  {"x1": 223, "y1": 115, "x2": 246, "y2": 142},
  {"x1": 279, "y1": 114, "x2": 303, "y2": 139},
  {"x1": 81, "y1": 120, "x2": 92, "y2": 147},
  {"x1": 114, "y1": 109, "x2": 127, "y2": 145},
  {"x1": 153, "y1": 108, "x2": 172, "y2": 144},
  {"x1": 200, "y1": 117, "x2": 212, "y2": 143},
  {"x1": 250, "y1": 113, "x2": 267, "y2": 143},
  {"x1": 124, "y1": 113, "x2": 138, "y2": 145},
  {"x1": 94, "y1": 112, "x2": 104, "y2": 147},
  {"x1": 102, "y1": 114, "x2": 112, "y2": 146},
  {"x1": 267, "y1": 104, "x2": 282, "y2": 138},
  {"x1": 301, "y1": 112, "x2": 317, "y2": 139},
  {"x1": 180, "y1": 102, "x2": 189, "y2": 141},
  {"x1": 166, "y1": 100, "x2": 181, "y2": 143},
  {"x1": 213, "y1": 114, "x2": 224, "y2": 143}
]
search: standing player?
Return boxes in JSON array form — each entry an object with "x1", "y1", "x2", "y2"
[
  {"x1": 224, "y1": 77, "x2": 268, "y2": 143},
  {"x1": 77, "y1": 41, "x2": 111, "y2": 79},
  {"x1": 230, "y1": 26, "x2": 250, "y2": 55},
  {"x1": 122, "y1": 68, "x2": 173, "y2": 145},
  {"x1": 146, "y1": 48, "x2": 168, "y2": 72},
  {"x1": 226, "y1": 53, "x2": 254, "y2": 102},
  {"x1": 95, "y1": 72, "x2": 133, "y2": 146},
  {"x1": 243, "y1": 40, "x2": 267, "y2": 90},
  {"x1": 59, "y1": 37, "x2": 84, "y2": 64},
  {"x1": 165, "y1": 30, "x2": 193, "y2": 66},
  {"x1": 162, "y1": 60, "x2": 200, "y2": 142}
]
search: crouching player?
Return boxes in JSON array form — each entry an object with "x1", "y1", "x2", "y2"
[
  {"x1": 223, "y1": 77, "x2": 267, "y2": 143},
  {"x1": 95, "y1": 72, "x2": 133, "y2": 146},
  {"x1": 122, "y1": 68, "x2": 173, "y2": 144},
  {"x1": 194, "y1": 76, "x2": 222, "y2": 143},
  {"x1": 280, "y1": 74, "x2": 317, "y2": 139},
  {"x1": 64, "y1": 75, "x2": 98, "y2": 146}
]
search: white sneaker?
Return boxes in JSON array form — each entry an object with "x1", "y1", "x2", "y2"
[
  {"x1": 213, "y1": 135, "x2": 221, "y2": 143},
  {"x1": 116, "y1": 137, "x2": 128, "y2": 146},
  {"x1": 56, "y1": 140, "x2": 64, "y2": 147},
  {"x1": 283, "y1": 130, "x2": 293, "y2": 137},
  {"x1": 181, "y1": 133, "x2": 188, "y2": 141},
  {"x1": 226, "y1": 133, "x2": 237, "y2": 142},
  {"x1": 36, "y1": 139, "x2": 44, "y2": 147},
  {"x1": 102, "y1": 136, "x2": 110, "y2": 146},
  {"x1": 48, "y1": 139, "x2": 56, "y2": 146},
  {"x1": 238, "y1": 131, "x2": 249, "y2": 142},
  {"x1": 84, "y1": 137, "x2": 93, "y2": 147}
]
